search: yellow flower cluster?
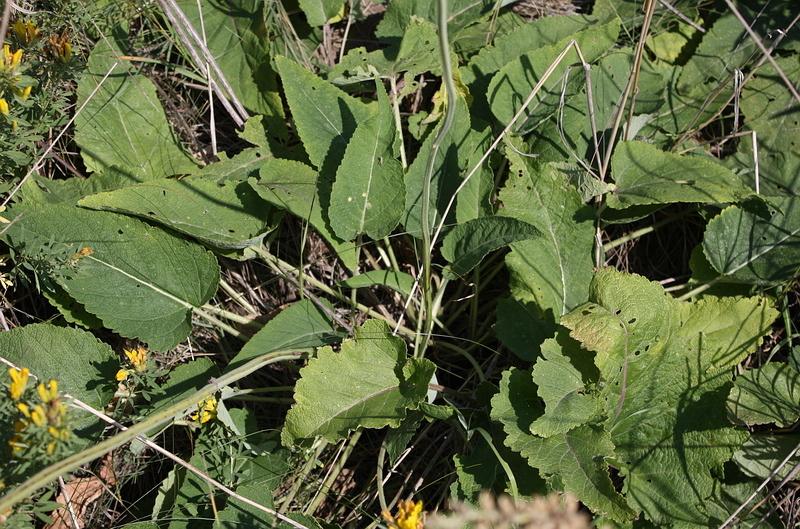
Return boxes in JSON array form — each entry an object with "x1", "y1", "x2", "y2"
[
  {"x1": 12, "y1": 20, "x2": 42, "y2": 46},
  {"x1": 8, "y1": 367, "x2": 29, "y2": 401},
  {"x1": 116, "y1": 346, "x2": 149, "y2": 381},
  {"x1": 9, "y1": 377, "x2": 72, "y2": 455},
  {"x1": 191, "y1": 395, "x2": 218, "y2": 424},
  {"x1": 383, "y1": 500, "x2": 425, "y2": 529}
]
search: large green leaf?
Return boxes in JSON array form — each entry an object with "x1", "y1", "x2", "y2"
[
  {"x1": 608, "y1": 141, "x2": 751, "y2": 209},
  {"x1": 79, "y1": 177, "x2": 278, "y2": 250},
  {"x1": 559, "y1": 268, "x2": 773, "y2": 526},
  {"x1": 251, "y1": 159, "x2": 358, "y2": 270},
  {"x1": 494, "y1": 149, "x2": 594, "y2": 358},
  {"x1": 329, "y1": 81, "x2": 404, "y2": 240},
  {"x1": 702, "y1": 197, "x2": 800, "y2": 286},
  {"x1": 225, "y1": 299, "x2": 341, "y2": 373},
  {"x1": 733, "y1": 434, "x2": 800, "y2": 482},
  {"x1": 0, "y1": 324, "x2": 117, "y2": 442},
  {"x1": 529, "y1": 336, "x2": 600, "y2": 437},
  {"x1": 440, "y1": 216, "x2": 540, "y2": 280},
  {"x1": 728, "y1": 363, "x2": 800, "y2": 428},
  {"x1": 491, "y1": 368, "x2": 635, "y2": 522},
  {"x1": 174, "y1": 0, "x2": 286, "y2": 136},
  {"x1": 74, "y1": 35, "x2": 200, "y2": 178},
  {"x1": 274, "y1": 56, "x2": 372, "y2": 173},
  {"x1": 462, "y1": 12, "x2": 600, "y2": 122},
  {"x1": 3, "y1": 206, "x2": 220, "y2": 351},
  {"x1": 19, "y1": 168, "x2": 142, "y2": 207},
  {"x1": 282, "y1": 319, "x2": 435, "y2": 445},
  {"x1": 488, "y1": 19, "x2": 620, "y2": 134}
]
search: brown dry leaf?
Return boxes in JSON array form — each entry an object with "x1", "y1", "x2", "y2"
[{"x1": 46, "y1": 454, "x2": 117, "y2": 529}]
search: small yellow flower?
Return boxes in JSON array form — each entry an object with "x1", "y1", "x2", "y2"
[
  {"x1": 2, "y1": 46, "x2": 23, "y2": 73},
  {"x1": 9, "y1": 367, "x2": 29, "y2": 400},
  {"x1": 37, "y1": 380, "x2": 58, "y2": 404},
  {"x1": 18, "y1": 402, "x2": 47, "y2": 427},
  {"x1": 0, "y1": 99, "x2": 8, "y2": 116},
  {"x1": 383, "y1": 500, "x2": 425, "y2": 529},
  {"x1": 115, "y1": 368, "x2": 130, "y2": 381},
  {"x1": 124, "y1": 346, "x2": 148, "y2": 372},
  {"x1": 13, "y1": 20, "x2": 41, "y2": 45},
  {"x1": 12, "y1": 85, "x2": 31, "y2": 100},
  {"x1": 191, "y1": 395, "x2": 218, "y2": 424}
]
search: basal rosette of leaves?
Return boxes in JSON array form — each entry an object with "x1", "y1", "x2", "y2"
[{"x1": 492, "y1": 268, "x2": 778, "y2": 527}]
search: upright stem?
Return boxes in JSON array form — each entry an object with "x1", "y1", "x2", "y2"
[{"x1": 417, "y1": 0, "x2": 458, "y2": 358}]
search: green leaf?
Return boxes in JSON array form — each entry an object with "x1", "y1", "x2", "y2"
[
  {"x1": 79, "y1": 177, "x2": 279, "y2": 250},
  {"x1": 0, "y1": 324, "x2": 117, "y2": 442},
  {"x1": 375, "y1": 0, "x2": 493, "y2": 42},
  {"x1": 298, "y1": 0, "x2": 345, "y2": 26},
  {"x1": 402, "y1": 95, "x2": 475, "y2": 237},
  {"x1": 282, "y1": 319, "x2": 435, "y2": 445},
  {"x1": 496, "y1": 149, "x2": 594, "y2": 354},
  {"x1": 329, "y1": 81, "x2": 404, "y2": 240},
  {"x1": 493, "y1": 299, "x2": 558, "y2": 361},
  {"x1": 608, "y1": 141, "x2": 751, "y2": 209},
  {"x1": 329, "y1": 19, "x2": 440, "y2": 85},
  {"x1": 75, "y1": 35, "x2": 200, "y2": 178},
  {"x1": 175, "y1": 0, "x2": 286, "y2": 136},
  {"x1": 733, "y1": 434, "x2": 800, "y2": 482},
  {"x1": 529, "y1": 337, "x2": 600, "y2": 437},
  {"x1": 490, "y1": 368, "x2": 634, "y2": 521},
  {"x1": 728, "y1": 363, "x2": 800, "y2": 427},
  {"x1": 702, "y1": 197, "x2": 800, "y2": 286},
  {"x1": 488, "y1": 19, "x2": 620, "y2": 133},
  {"x1": 225, "y1": 299, "x2": 341, "y2": 373},
  {"x1": 726, "y1": 57, "x2": 800, "y2": 195},
  {"x1": 560, "y1": 269, "x2": 770, "y2": 526},
  {"x1": 274, "y1": 56, "x2": 372, "y2": 172},
  {"x1": 676, "y1": 296, "x2": 777, "y2": 370},
  {"x1": 338, "y1": 270, "x2": 415, "y2": 298},
  {"x1": 3, "y1": 206, "x2": 220, "y2": 351},
  {"x1": 441, "y1": 217, "x2": 540, "y2": 280},
  {"x1": 251, "y1": 159, "x2": 358, "y2": 270},
  {"x1": 19, "y1": 168, "x2": 142, "y2": 206},
  {"x1": 462, "y1": 12, "x2": 599, "y2": 121}
]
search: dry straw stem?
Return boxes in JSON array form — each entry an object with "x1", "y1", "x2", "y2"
[{"x1": 156, "y1": 0, "x2": 249, "y2": 127}]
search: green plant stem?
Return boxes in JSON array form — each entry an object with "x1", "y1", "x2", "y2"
[
  {"x1": 305, "y1": 429, "x2": 363, "y2": 515},
  {"x1": 278, "y1": 438, "x2": 329, "y2": 514},
  {"x1": 0, "y1": 349, "x2": 308, "y2": 515},
  {"x1": 473, "y1": 427, "x2": 519, "y2": 502},
  {"x1": 218, "y1": 277, "x2": 260, "y2": 317},
  {"x1": 252, "y1": 245, "x2": 415, "y2": 336},
  {"x1": 199, "y1": 303, "x2": 262, "y2": 327},
  {"x1": 192, "y1": 308, "x2": 249, "y2": 341},
  {"x1": 415, "y1": 0, "x2": 458, "y2": 358}
]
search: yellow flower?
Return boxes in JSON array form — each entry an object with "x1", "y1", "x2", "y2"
[
  {"x1": 0, "y1": 99, "x2": 8, "y2": 116},
  {"x1": 9, "y1": 367, "x2": 29, "y2": 401},
  {"x1": 12, "y1": 85, "x2": 31, "y2": 100},
  {"x1": 18, "y1": 402, "x2": 47, "y2": 427},
  {"x1": 2, "y1": 45, "x2": 23, "y2": 73},
  {"x1": 37, "y1": 380, "x2": 58, "y2": 403},
  {"x1": 124, "y1": 346, "x2": 148, "y2": 372},
  {"x1": 191, "y1": 395, "x2": 218, "y2": 424},
  {"x1": 13, "y1": 20, "x2": 41, "y2": 45},
  {"x1": 383, "y1": 500, "x2": 424, "y2": 529},
  {"x1": 115, "y1": 368, "x2": 130, "y2": 381}
]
